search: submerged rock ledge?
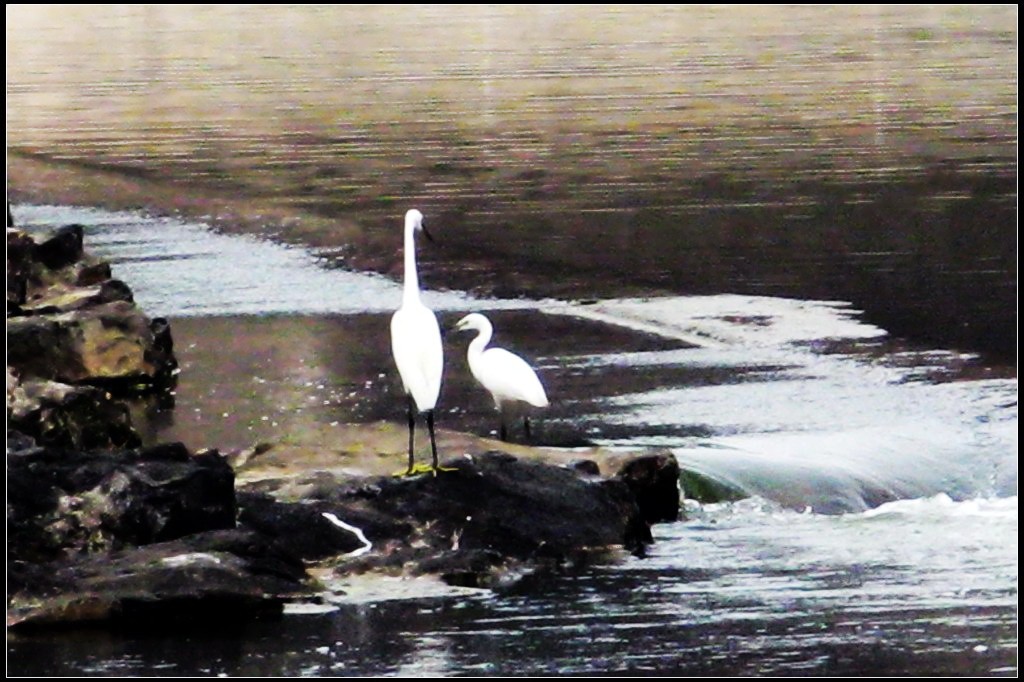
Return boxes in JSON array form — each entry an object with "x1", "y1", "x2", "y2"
[{"x1": 6, "y1": 221, "x2": 680, "y2": 630}]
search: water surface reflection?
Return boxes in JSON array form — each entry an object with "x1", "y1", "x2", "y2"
[{"x1": 6, "y1": 4, "x2": 1017, "y2": 357}]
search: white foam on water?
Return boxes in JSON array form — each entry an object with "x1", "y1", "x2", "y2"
[
  {"x1": 545, "y1": 294, "x2": 888, "y2": 348},
  {"x1": 860, "y1": 493, "x2": 1018, "y2": 520},
  {"x1": 548, "y1": 294, "x2": 1017, "y2": 509}
]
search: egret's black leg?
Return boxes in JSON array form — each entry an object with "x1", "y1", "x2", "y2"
[
  {"x1": 406, "y1": 395, "x2": 416, "y2": 474},
  {"x1": 499, "y1": 418, "x2": 509, "y2": 443},
  {"x1": 426, "y1": 409, "x2": 439, "y2": 475},
  {"x1": 524, "y1": 416, "x2": 532, "y2": 442}
]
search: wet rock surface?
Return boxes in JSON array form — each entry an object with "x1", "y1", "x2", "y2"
[
  {"x1": 7, "y1": 529, "x2": 310, "y2": 630},
  {"x1": 8, "y1": 431, "x2": 675, "y2": 629},
  {"x1": 7, "y1": 302, "x2": 176, "y2": 388},
  {"x1": 6, "y1": 438, "x2": 237, "y2": 563},
  {"x1": 8, "y1": 378, "x2": 140, "y2": 450},
  {"x1": 7, "y1": 224, "x2": 178, "y2": 463},
  {"x1": 236, "y1": 446, "x2": 661, "y2": 589},
  {"x1": 236, "y1": 491, "x2": 369, "y2": 561},
  {"x1": 320, "y1": 451, "x2": 653, "y2": 584},
  {"x1": 614, "y1": 452, "x2": 682, "y2": 524},
  {"x1": 5, "y1": 432, "x2": 310, "y2": 630}
]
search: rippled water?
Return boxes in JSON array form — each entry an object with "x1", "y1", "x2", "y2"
[
  {"x1": 8, "y1": 205, "x2": 1017, "y2": 676},
  {"x1": 6, "y1": 4, "x2": 1018, "y2": 356}
]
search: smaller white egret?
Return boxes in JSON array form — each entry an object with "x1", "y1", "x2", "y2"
[
  {"x1": 454, "y1": 313, "x2": 549, "y2": 442},
  {"x1": 390, "y1": 209, "x2": 444, "y2": 474}
]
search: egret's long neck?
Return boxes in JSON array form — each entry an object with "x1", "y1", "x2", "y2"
[
  {"x1": 468, "y1": 324, "x2": 492, "y2": 361},
  {"x1": 402, "y1": 225, "x2": 421, "y2": 304}
]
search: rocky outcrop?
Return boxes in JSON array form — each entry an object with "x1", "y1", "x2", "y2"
[
  {"x1": 7, "y1": 223, "x2": 315, "y2": 631},
  {"x1": 7, "y1": 529, "x2": 310, "y2": 629},
  {"x1": 31, "y1": 223, "x2": 86, "y2": 271},
  {"x1": 7, "y1": 377, "x2": 141, "y2": 450},
  {"x1": 7, "y1": 437, "x2": 237, "y2": 563},
  {"x1": 7, "y1": 302, "x2": 176, "y2": 389},
  {"x1": 7, "y1": 224, "x2": 178, "y2": 451},
  {"x1": 6, "y1": 433, "x2": 308, "y2": 630},
  {"x1": 238, "y1": 450, "x2": 654, "y2": 589},
  {"x1": 8, "y1": 432, "x2": 668, "y2": 629},
  {"x1": 8, "y1": 225, "x2": 113, "y2": 311}
]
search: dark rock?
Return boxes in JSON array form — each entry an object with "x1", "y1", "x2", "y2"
[
  {"x1": 75, "y1": 261, "x2": 113, "y2": 286},
  {"x1": 8, "y1": 226, "x2": 113, "y2": 315},
  {"x1": 136, "y1": 441, "x2": 192, "y2": 463},
  {"x1": 33, "y1": 224, "x2": 84, "y2": 270},
  {"x1": 7, "y1": 529, "x2": 311, "y2": 630},
  {"x1": 148, "y1": 316, "x2": 178, "y2": 384},
  {"x1": 99, "y1": 450, "x2": 237, "y2": 546},
  {"x1": 7, "y1": 440, "x2": 236, "y2": 562},
  {"x1": 7, "y1": 226, "x2": 178, "y2": 454},
  {"x1": 310, "y1": 451, "x2": 651, "y2": 584},
  {"x1": 6, "y1": 316, "x2": 70, "y2": 375},
  {"x1": 18, "y1": 279, "x2": 136, "y2": 315},
  {"x1": 237, "y1": 491, "x2": 367, "y2": 561},
  {"x1": 3, "y1": 223, "x2": 277, "y2": 631},
  {"x1": 8, "y1": 378, "x2": 141, "y2": 450},
  {"x1": 569, "y1": 458, "x2": 602, "y2": 476},
  {"x1": 7, "y1": 301, "x2": 176, "y2": 389},
  {"x1": 6, "y1": 226, "x2": 177, "y2": 393},
  {"x1": 6, "y1": 428, "x2": 41, "y2": 454},
  {"x1": 614, "y1": 452, "x2": 682, "y2": 523},
  {"x1": 304, "y1": 489, "x2": 416, "y2": 547},
  {"x1": 416, "y1": 548, "x2": 523, "y2": 589},
  {"x1": 7, "y1": 228, "x2": 35, "y2": 309}
]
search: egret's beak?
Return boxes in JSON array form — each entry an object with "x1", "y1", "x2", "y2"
[{"x1": 421, "y1": 224, "x2": 436, "y2": 243}]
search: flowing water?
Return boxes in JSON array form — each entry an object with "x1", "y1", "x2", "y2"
[
  {"x1": 5, "y1": 5, "x2": 1018, "y2": 676},
  {"x1": 7, "y1": 204, "x2": 1017, "y2": 676}
]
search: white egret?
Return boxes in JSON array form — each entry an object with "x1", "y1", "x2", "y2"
[
  {"x1": 454, "y1": 313, "x2": 549, "y2": 442},
  {"x1": 390, "y1": 209, "x2": 443, "y2": 474}
]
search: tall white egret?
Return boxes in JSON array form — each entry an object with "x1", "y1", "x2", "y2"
[
  {"x1": 454, "y1": 313, "x2": 549, "y2": 442},
  {"x1": 391, "y1": 209, "x2": 443, "y2": 474}
]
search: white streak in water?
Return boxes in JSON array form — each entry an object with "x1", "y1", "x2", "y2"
[
  {"x1": 322, "y1": 512, "x2": 373, "y2": 558},
  {"x1": 160, "y1": 552, "x2": 224, "y2": 567}
]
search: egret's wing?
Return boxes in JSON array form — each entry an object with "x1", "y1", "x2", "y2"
[
  {"x1": 391, "y1": 305, "x2": 444, "y2": 411},
  {"x1": 478, "y1": 348, "x2": 549, "y2": 408}
]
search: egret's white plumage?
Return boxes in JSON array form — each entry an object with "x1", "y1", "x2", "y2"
[
  {"x1": 391, "y1": 209, "x2": 443, "y2": 473},
  {"x1": 454, "y1": 313, "x2": 549, "y2": 441}
]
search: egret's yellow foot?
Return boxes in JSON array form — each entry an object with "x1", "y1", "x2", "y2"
[
  {"x1": 392, "y1": 462, "x2": 437, "y2": 477},
  {"x1": 391, "y1": 462, "x2": 458, "y2": 477}
]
